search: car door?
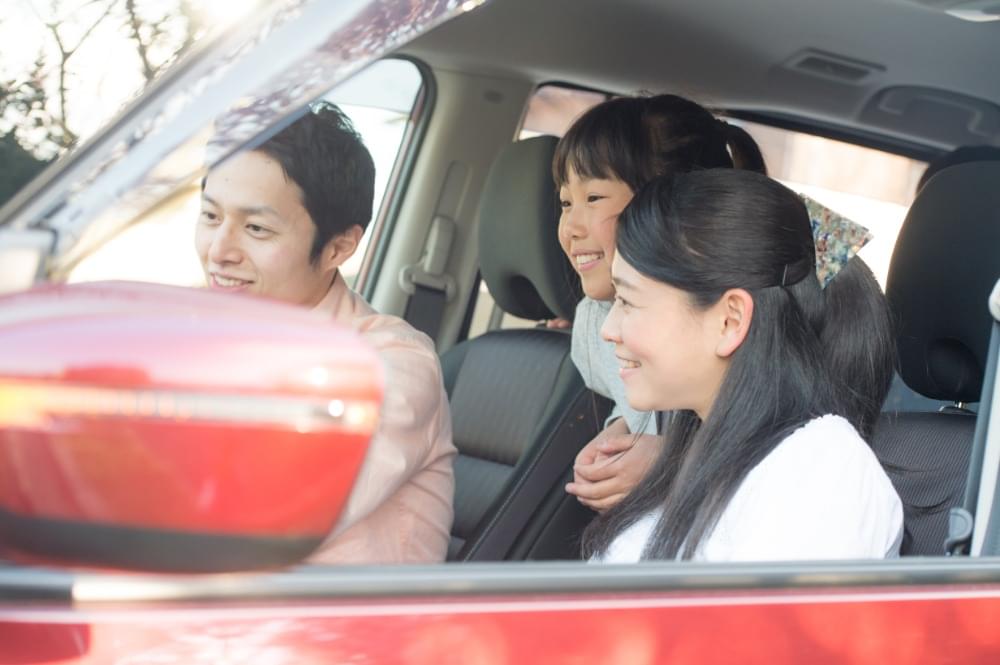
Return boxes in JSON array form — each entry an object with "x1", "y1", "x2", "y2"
[{"x1": 3, "y1": 0, "x2": 1000, "y2": 663}]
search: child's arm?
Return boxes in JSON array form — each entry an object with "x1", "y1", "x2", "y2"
[{"x1": 565, "y1": 417, "x2": 659, "y2": 512}]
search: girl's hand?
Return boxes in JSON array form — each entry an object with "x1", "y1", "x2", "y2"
[{"x1": 566, "y1": 420, "x2": 659, "y2": 512}]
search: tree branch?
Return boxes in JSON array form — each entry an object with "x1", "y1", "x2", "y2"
[
  {"x1": 42, "y1": 0, "x2": 119, "y2": 148},
  {"x1": 124, "y1": 0, "x2": 156, "y2": 82},
  {"x1": 65, "y1": 0, "x2": 119, "y2": 60}
]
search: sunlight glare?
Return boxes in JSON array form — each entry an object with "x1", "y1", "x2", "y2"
[{"x1": 194, "y1": 0, "x2": 262, "y2": 32}]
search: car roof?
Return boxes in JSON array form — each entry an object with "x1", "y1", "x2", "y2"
[{"x1": 402, "y1": 0, "x2": 1000, "y2": 151}]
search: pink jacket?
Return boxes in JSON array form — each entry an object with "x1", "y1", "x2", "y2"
[{"x1": 308, "y1": 274, "x2": 456, "y2": 564}]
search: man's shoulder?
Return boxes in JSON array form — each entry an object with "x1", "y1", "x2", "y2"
[
  {"x1": 355, "y1": 312, "x2": 434, "y2": 352},
  {"x1": 333, "y1": 286, "x2": 443, "y2": 396},
  {"x1": 334, "y1": 285, "x2": 436, "y2": 357},
  {"x1": 354, "y1": 311, "x2": 436, "y2": 357}
]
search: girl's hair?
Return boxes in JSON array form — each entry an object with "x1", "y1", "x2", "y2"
[
  {"x1": 822, "y1": 258, "x2": 896, "y2": 440},
  {"x1": 552, "y1": 94, "x2": 766, "y2": 191},
  {"x1": 581, "y1": 169, "x2": 895, "y2": 561}
]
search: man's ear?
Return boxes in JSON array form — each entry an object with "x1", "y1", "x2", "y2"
[
  {"x1": 714, "y1": 288, "x2": 754, "y2": 358},
  {"x1": 318, "y1": 224, "x2": 364, "y2": 272}
]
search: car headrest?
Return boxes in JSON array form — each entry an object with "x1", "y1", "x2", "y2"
[
  {"x1": 886, "y1": 160, "x2": 1000, "y2": 403},
  {"x1": 478, "y1": 136, "x2": 581, "y2": 321}
]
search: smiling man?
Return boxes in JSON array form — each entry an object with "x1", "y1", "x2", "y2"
[{"x1": 196, "y1": 102, "x2": 456, "y2": 564}]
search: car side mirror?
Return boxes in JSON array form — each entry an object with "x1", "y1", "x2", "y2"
[{"x1": 0, "y1": 281, "x2": 382, "y2": 573}]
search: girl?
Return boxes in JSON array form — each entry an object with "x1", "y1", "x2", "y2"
[
  {"x1": 588, "y1": 169, "x2": 902, "y2": 562},
  {"x1": 557, "y1": 94, "x2": 766, "y2": 511},
  {"x1": 558, "y1": 94, "x2": 892, "y2": 512}
]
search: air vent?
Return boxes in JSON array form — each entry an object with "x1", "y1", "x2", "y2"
[{"x1": 782, "y1": 50, "x2": 885, "y2": 85}]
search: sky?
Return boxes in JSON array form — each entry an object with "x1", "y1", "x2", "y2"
[{"x1": 1, "y1": 0, "x2": 259, "y2": 151}]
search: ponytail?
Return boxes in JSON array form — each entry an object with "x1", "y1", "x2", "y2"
[
  {"x1": 822, "y1": 257, "x2": 895, "y2": 440},
  {"x1": 721, "y1": 122, "x2": 768, "y2": 176}
]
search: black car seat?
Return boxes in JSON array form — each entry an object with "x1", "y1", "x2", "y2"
[
  {"x1": 873, "y1": 160, "x2": 1000, "y2": 555},
  {"x1": 441, "y1": 136, "x2": 608, "y2": 561}
]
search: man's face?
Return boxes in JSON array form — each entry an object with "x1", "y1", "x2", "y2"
[{"x1": 196, "y1": 150, "x2": 334, "y2": 307}]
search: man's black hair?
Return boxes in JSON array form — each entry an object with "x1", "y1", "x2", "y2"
[{"x1": 256, "y1": 101, "x2": 376, "y2": 263}]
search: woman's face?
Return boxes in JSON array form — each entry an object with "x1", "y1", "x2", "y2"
[
  {"x1": 600, "y1": 253, "x2": 730, "y2": 420},
  {"x1": 557, "y1": 169, "x2": 634, "y2": 301}
]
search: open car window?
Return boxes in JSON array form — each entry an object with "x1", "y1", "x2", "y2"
[{"x1": 63, "y1": 58, "x2": 426, "y2": 289}]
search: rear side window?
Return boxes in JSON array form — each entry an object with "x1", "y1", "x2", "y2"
[
  {"x1": 467, "y1": 85, "x2": 927, "y2": 340},
  {"x1": 65, "y1": 59, "x2": 426, "y2": 288},
  {"x1": 728, "y1": 118, "x2": 926, "y2": 287}
]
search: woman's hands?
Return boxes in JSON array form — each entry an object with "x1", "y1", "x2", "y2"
[{"x1": 565, "y1": 417, "x2": 660, "y2": 512}]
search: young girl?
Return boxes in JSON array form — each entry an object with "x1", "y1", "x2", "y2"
[
  {"x1": 588, "y1": 169, "x2": 903, "y2": 562},
  {"x1": 556, "y1": 94, "x2": 767, "y2": 511},
  {"x1": 558, "y1": 94, "x2": 893, "y2": 512}
]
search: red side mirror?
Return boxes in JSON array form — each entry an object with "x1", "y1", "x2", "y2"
[{"x1": 0, "y1": 281, "x2": 382, "y2": 572}]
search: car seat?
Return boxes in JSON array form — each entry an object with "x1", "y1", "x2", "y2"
[
  {"x1": 441, "y1": 136, "x2": 608, "y2": 561},
  {"x1": 873, "y1": 160, "x2": 1000, "y2": 555}
]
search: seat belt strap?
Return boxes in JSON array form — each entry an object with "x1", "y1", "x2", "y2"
[
  {"x1": 404, "y1": 283, "x2": 448, "y2": 340},
  {"x1": 399, "y1": 215, "x2": 456, "y2": 344}
]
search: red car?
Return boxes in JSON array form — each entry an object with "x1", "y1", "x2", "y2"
[{"x1": 2, "y1": 0, "x2": 1000, "y2": 662}]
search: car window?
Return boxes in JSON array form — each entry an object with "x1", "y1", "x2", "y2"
[
  {"x1": 63, "y1": 58, "x2": 425, "y2": 288},
  {"x1": 466, "y1": 84, "x2": 927, "y2": 340},
  {"x1": 726, "y1": 117, "x2": 926, "y2": 287}
]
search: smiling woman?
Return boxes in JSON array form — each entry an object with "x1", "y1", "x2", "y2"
[{"x1": 588, "y1": 169, "x2": 903, "y2": 564}]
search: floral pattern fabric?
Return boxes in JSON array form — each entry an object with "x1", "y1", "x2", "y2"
[{"x1": 803, "y1": 195, "x2": 873, "y2": 288}]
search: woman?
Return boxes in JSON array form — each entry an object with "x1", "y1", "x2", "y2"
[{"x1": 587, "y1": 169, "x2": 902, "y2": 562}]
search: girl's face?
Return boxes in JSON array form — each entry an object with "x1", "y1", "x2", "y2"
[
  {"x1": 557, "y1": 169, "x2": 634, "y2": 301},
  {"x1": 601, "y1": 253, "x2": 730, "y2": 420}
]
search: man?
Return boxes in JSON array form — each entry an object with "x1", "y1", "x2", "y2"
[{"x1": 196, "y1": 102, "x2": 456, "y2": 563}]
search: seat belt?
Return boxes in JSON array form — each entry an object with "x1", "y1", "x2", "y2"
[
  {"x1": 946, "y1": 279, "x2": 1000, "y2": 555},
  {"x1": 404, "y1": 283, "x2": 449, "y2": 340},
  {"x1": 400, "y1": 215, "x2": 456, "y2": 341},
  {"x1": 459, "y1": 390, "x2": 612, "y2": 562}
]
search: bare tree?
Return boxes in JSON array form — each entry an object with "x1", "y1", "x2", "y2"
[
  {"x1": 5, "y1": 0, "x2": 202, "y2": 154},
  {"x1": 0, "y1": 49, "x2": 59, "y2": 203},
  {"x1": 0, "y1": 0, "x2": 203, "y2": 203},
  {"x1": 123, "y1": 0, "x2": 205, "y2": 84},
  {"x1": 41, "y1": 0, "x2": 120, "y2": 148}
]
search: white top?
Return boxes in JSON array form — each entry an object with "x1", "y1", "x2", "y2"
[
  {"x1": 572, "y1": 297, "x2": 658, "y2": 435},
  {"x1": 595, "y1": 415, "x2": 903, "y2": 563}
]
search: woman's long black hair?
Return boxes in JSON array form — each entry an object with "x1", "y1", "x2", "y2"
[{"x1": 581, "y1": 169, "x2": 895, "y2": 560}]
